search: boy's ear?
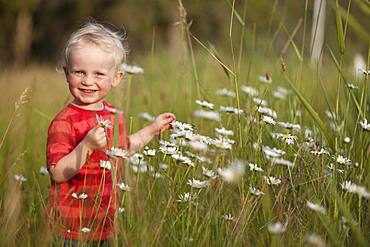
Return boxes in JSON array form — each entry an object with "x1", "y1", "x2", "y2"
[
  {"x1": 112, "y1": 70, "x2": 125, "y2": 87},
  {"x1": 63, "y1": 66, "x2": 68, "y2": 76},
  {"x1": 63, "y1": 66, "x2": 70, "y2": 84}
]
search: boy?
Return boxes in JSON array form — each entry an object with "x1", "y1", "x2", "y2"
[{"x1": 46, "y1": 21, "x2": 175, "y2": 245}]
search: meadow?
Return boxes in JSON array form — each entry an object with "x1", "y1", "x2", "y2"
[{"x1": 0, "y1": 1, "x2": 369, "y2": 246}]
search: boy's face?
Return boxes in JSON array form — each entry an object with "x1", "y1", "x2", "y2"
[{"x1": 64, "y1": 44, "x2": 124, "y2": 110}]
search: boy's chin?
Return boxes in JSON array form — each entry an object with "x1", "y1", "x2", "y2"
[{"x1": 72, "y1": 100, "x2": 104, "y2": 110}]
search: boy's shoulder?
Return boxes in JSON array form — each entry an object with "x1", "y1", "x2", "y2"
[
  {"x1": 51, "y1": 104, "x2": 78, "y2": 122},
  {"x1": 51, "y1": 105, "x2": 69, "y2": 121}
]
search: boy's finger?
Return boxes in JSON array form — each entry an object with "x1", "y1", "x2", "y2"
[{"x1": 96, "y1": 127, "x2": 105, "y2": 135}]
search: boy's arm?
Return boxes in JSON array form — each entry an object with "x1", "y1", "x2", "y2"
[
  {"x1": 49, "y1": 126, "x2": 106, "y2": 183},
  {"x1": 128, "y1": 113, "x2": 175, "y2": 154}
]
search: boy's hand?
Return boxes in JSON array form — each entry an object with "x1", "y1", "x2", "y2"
[
  {"x1": 83, "y1": 125, "x2": 107, "y2": 151},
  {"x1": 152, "y1": 113, "x2": 176, "y2": 135}
]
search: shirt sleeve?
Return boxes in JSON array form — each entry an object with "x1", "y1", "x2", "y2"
[{"x1": 46, "y1": 117, "x2": 75, "y2": 168}]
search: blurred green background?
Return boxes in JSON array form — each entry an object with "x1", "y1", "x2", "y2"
[{"x1": 0, "y1": 0, "x2": 368, "y2": 66}]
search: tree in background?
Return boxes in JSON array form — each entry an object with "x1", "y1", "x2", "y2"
[
  {"x1": 310, "y1": 0, "x2": 326, "y2": 66},
  {"x1": 1, "y1": 0, "x2": 40, "y2": 65},
  {"x1": 0, "y1": 0, "x2": 367, "y2": 66}
]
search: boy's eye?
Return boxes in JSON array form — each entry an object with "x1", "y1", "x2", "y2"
[
  {"x1": 74, "y1": 71, "x2": 84, "y2": 75},
  {"x1": 96, "y1": 72, "x2": 105, "y2": 76}
]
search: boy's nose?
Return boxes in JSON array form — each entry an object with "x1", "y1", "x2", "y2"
[{"x1": 82, "y1": 75, "x2": 95, "y2": 86}]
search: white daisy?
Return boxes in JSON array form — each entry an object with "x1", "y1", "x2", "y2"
[
  {"x1": 277, "y1": 86, "x2": 290, "y2": 94},
  {"x1": 215, "y1": 127, "x2": 234, "y2": 136},
  {"x1": 72, "y1": 192, "x2": 88, "y2": 200},
  {"x1": 271, "y1": 133, "x2": 297, "y2": 145},
  {"x1": 143, "y1": 148, "x2": 156, "y2": 156},
  {"x1": 138, "y1": 112, "x2": 155, "y2": 122},
  {"x1": 272, "y1": 90, "x2": 286, "y2": 100},
  {"x1": 216, "y1": 88, "x2": 236, "y2": 98},
  {"x1": 252, "y1": 97, "x2": 268, "y2": 106},
  {"x1": 195, "y1": 100, "x2": 214, "y2": 109},
  {"x1": 159, "y1": 145, "x2": 178, "y2": 155},
  {"x1": 325, "y1": 110, "x2": 336, "y2": 120},
  {"x1": 222, "y1": 214, "x2": 235, "y2": 221},
  {"x1": 264, "y1": 176, "x2": 282, "y2": 185},
  {"x1": 310, "y1": 148, "x2": 330, "y2": 156},
  {"x1": 268, "y1": 222, "x2": 286, "y2": 234},
  {"x1": 261, "y1": 115, "x2": 276, "y2": 125},
  {"x1": 336, "y1": 155, "x2": 351, "y2": 165},
  {"x1": 95, "y1": 115, "x2": 112, "y2": 129},
  {"x1": 343, "y1": 137, "x2": 351, "y2": 143},
  {"x1": 81, "y1": 227, "x2": 91, "y2": 233},
  {"x1": 193, "y1": 154, "x2": 212, "y2": 164},
  {"x1": 159, "y1": 163, "x2": 168, "y2": 170},
  {"x1": 217, "y1": 160, "x2": 245, "y2": 183},
  {"x1": 359, "y1": 119, "x2": 370, "y2": 131},
  {"x1": 258, "y1": 73, "x2": 272, "y2": 84},
  {"x1": 100, "y1": 160, "x2": 112, "y2": 170},
  {"x1": 39, "y1": 167, "x2": 49, "y2": 175},
  {"x1": 131, "y1": 164, "x2": 149, "y2": 173},
  {"x1": 273, "y1": 86, "x2": 290, "y2": 100},
  {"x1": 130, "y1": 153, "x2": 145, "y2": 165},
  {"x1": 306, "y1": 201, "x2": 326, "y2": 215},
  {"x1": 220, "y1": 106, "x2": 244, "y2": 114},
  {"x1": 189, "y1": 141, "x2": 208, "y2": 152},
  {"x1": 249, "y1": 186, "x2": 264, "y2": 196},
  {"x1": 346, "y1": 83, "x2": 358, "y2": 89},
  {"x1": 340, "y1": 181, "x2": 370, "y2": 198},
  {"x1": 329, "y1": 121, "x2": 344, "y2": 132},
  {"x1": 14, "y1": 174, "x2": 27, "y2": 183},
  {"x1": 172, "y1": 154, "x2": 195, "y2": 167},
  {"x1": 262, "y1": 145, "x2": 285, "y2": 158},
  {"x1": 119, "y1": 63, "x2": 144, "y2": 74},
  {"x1": 212, "y1": 137, "x2": 234, "y2": 149},
  {"x1": 327, "y1": 163, "x2": 344, "y2": 174},
  {"x1": 305, "y1": 233, "x2": 326, "y2": 247},
  {"x1": 360, "y1": 68, "x2": 370, "y2": 75},
  {"x1": 277, "y1": 121, "x2": 301, "y2": 131},
  {"x1": 258, "y1": 106, "x2": 277, "y2": 119},
  {"x1": 105, "y1": 147, "x2": 129, "y2": 159},
  {"x1": 177, "y1": 192, "x2": 197, "y2": 203},
  {"x1": 187, "y1": 178, "x2": 209, "y2": 189},
  {"x1": 202, "y1": 166, "x2": 216, "y2": 178},
  {"x1": 241, "y1": 85, "x2": 259, "y2": 97},
  {"x1": 271, "y1": 158, "x2": 294, "y2": 168},
  {"x1": 193, "y1": 110, "x2": 221, "y2": 121},
  {"x1": 248, "y1": 163, "x2": 264, "y2": 172},
  {"x1": 170, "y1": 121, "x2": 193, "y2": 132},
  {"x1": 117, "y1": 182, "x2": 132, "y2": 192}
]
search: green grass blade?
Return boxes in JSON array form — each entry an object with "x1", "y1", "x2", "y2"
[
  {"x1": 282, "y1": 25, "x2": 303, "y2": 62},
  {"x1": 191, "y1": 34, "x2": 236, "y2": 78},
  {"x1": 329, "y1": 184, "x2": 368, "y2": 247},
  {"x1": 225, "y1": 0, "x2": 245, "y2": 27},
  {"x1": 328, "y1": 48, "x2": 365, "y2": 119},
  {"x1": 284, "y1": 73, "x2": 335, "y2": 150},
  {"x1": 330, "y1": 0, "x2": 370, "y2": 43},
  {"x1": 353, "y1": 0, "x2": 370, "y2": 16},
  {"x1": 335, "y1": 0, "x2": 346, "y2": 54}
]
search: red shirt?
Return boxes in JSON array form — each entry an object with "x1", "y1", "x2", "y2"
[{"x1": 46, "y1": 101, "x2": 129, "y2": 241}]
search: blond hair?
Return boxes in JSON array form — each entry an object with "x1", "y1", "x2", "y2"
[{"x1": 62, "y1": 21, "x2": 127, "y2": 70}]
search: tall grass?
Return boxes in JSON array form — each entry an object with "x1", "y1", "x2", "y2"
[{"x1": 0, "y1": 1, "x2": 369, "y2": 246}]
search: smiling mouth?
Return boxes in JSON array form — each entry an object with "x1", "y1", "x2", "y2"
[{"x1": 79, "y1": 89, "x2": 98, "y2": 93}]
